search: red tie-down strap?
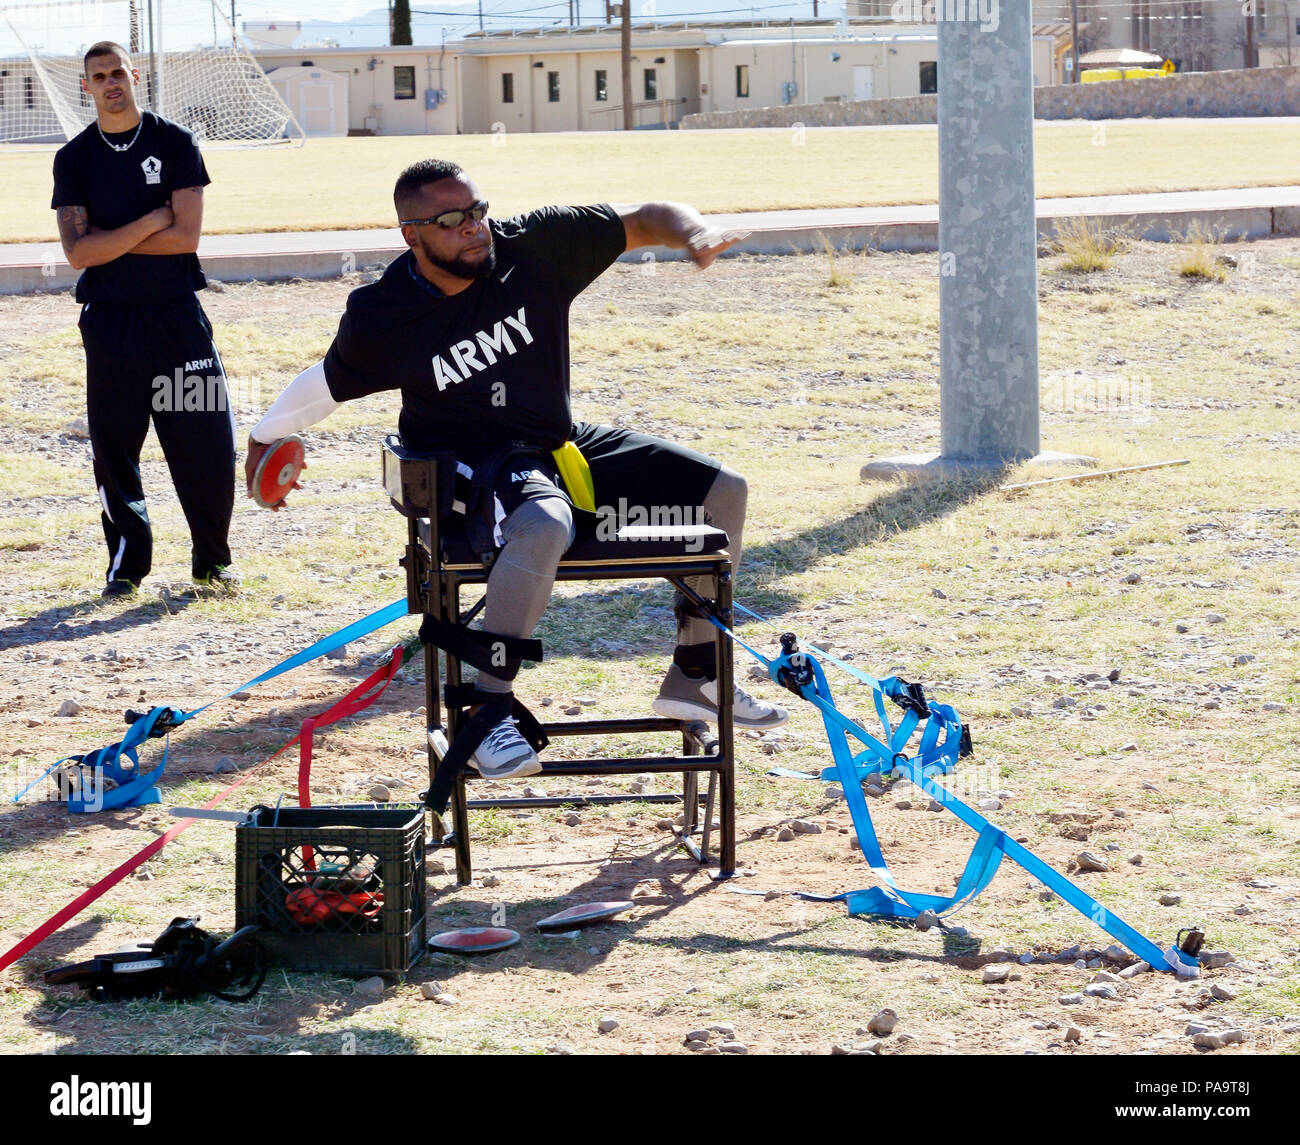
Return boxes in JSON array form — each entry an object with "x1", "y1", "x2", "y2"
[{"x1": 0, "y1": 648, "x2": 406, "y2": 975}]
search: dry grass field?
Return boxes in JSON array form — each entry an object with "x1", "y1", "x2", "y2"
[
  {"x1": 2, "y1": 119, "x2": 1298, "y2": 241},
  {"x1": 0, "y1": 233, "x2": 1297, "y2": 1057}
]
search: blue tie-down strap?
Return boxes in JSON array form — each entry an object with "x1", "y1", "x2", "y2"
[
  {"x1": 765, "y1": 649, "x2": 1191, "y2": 971},
  {"x1": 765, "y1": 650, "x2": 966, "y2": 785},
  {"x1": 179, "y1": 598, "x2": 410, "y2": 722},
  {"x1": 63, "y1": 705, "x2": 181, "y2": 813},
  {"x1": 9, "y1": 598, "x2": 413, "y2": 813}
]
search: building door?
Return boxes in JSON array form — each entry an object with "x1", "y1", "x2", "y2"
[
  {"x1": 301, "y1": 81, "x2": 335, "y2": 135},
  {"x1": 853, "y1": 65, "x2": 874, "y2": 101}
]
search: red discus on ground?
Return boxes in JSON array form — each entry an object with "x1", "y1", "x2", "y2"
[
  {"x1": 426, "y1": 926, "x2": 521, "y2": 954},
  {"x1": 251, "y1": 434, "x2": 305, "y2": 508},
  {"x1": 535, "y1": 901, "x2": 634, "y2": 932}
]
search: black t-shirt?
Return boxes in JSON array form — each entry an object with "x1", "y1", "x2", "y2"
[
  {"x1": 323, "y1": 204, "x2": 627, "y2": 453},
  {"x1": 51, "y1": 111, "x2": 210, "y2": 303}
]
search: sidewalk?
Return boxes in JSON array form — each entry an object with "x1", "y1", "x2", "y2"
[{"x1": 4, "y1": 185, "x2": 1297, "y2": 295}]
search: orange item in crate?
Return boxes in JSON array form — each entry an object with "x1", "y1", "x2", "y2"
[{"x1": 284, "y1": 886, "x2": 385, "y2": 926}]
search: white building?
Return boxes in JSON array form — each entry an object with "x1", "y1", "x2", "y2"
[
  {"x1": 251, "y1": 45, "x2": 457, "y2": 136},
  {"x1": 249, "y1": 19, "x2": 1061, "y2": 137}
]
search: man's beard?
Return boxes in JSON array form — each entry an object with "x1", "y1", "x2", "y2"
[{"x1": 418, "y1": 234, "x2": 496, "y2": 280}]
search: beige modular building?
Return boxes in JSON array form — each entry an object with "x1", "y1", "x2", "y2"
[
  {"x1": 249, "y1": 18, "x2": 1061, "y2": 138},
  {"x1": 251, "y1": 44, "x2": 459, "y2": 136}
]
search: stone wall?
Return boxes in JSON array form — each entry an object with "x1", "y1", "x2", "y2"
[{"x1": 680, "y1": 65, "x2": 1300, "y2": 129}]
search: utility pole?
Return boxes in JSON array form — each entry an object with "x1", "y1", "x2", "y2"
[
  {"x1": 864, "y1": 0, "x2": 1092, "y2": 479},
  {"x1": 621, "y1": 2, "x2": 633, "y2": 130},
  {"x1": 478, "y1": 1, "x2": 484, "y2": 33},
  {"x1": 1070, "y1": 0, "x2": 1080, "y2": 82},
  {"x1": 1245, "y1": 2, "x2": 1255, "y2": 67}
]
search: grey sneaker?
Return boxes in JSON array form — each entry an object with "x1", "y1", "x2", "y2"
[
  {"x1": 652, "y1": 664, "x2": 789, "y2": 729},
  {"x1": 469, "y1": 715, "x2": 542, "y2": 780}
]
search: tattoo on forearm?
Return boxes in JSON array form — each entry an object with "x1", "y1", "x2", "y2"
[{"x1": 57, "y1": 205, "x2": 88, "y2": 257}]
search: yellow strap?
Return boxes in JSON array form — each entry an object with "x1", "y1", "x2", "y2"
[{"x1": 551, "y1": 441, "x2": 596, "y2": 513}]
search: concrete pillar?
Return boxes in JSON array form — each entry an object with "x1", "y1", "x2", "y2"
[
  {"x1": 862, "y1": 1, "x2": 1091, "y2": 480},
  {"x1": 937, "y1": 4, "x2": 1039, "y2": 462}
]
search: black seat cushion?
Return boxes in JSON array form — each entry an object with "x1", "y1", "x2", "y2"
[{"x1": 437, "y1": 519, "x2": 729, "y2": 566}]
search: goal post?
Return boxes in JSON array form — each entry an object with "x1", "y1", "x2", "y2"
[{"x1": 0, "y1": 0, "x2": 303, "y2": 147}]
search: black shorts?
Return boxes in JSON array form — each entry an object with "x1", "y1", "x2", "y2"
[{"x1": 460, "y1": 423, "x2": 722, "y2": 534}]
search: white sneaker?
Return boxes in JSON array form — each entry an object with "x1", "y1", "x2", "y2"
[
  {"x1": 652, "y1": 664, "x2": 789, "y2": 729},
  {"x1": 469, "y1": 716, "x2": 542, "y2": 780}
]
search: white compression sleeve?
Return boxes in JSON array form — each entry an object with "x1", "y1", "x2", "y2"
[{"x1": 249, "y1": 359, "x2": 340, "y2": 444}]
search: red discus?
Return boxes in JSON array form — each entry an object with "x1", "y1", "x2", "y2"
[
  {"x1": 251, "y1": 434, "x2": 305, "y2": 509},
  {"x1": 535, "y1": 901, "x2": 634, "y2": 932},
  {"x1": 426, "y1": 926, "x2": 521, "y2": 954}
]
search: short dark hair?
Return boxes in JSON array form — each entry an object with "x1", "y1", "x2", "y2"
[
  {"x1": 394, "y1": 159, "x2": 465, "y2": 219},
  {"x1": 84, "y1": 41, "x2": 131, "y2": 74}
]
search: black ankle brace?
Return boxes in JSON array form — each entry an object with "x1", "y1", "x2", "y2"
[{"x1": 673, "y1": 641, "x2": 717, "y2": 680}]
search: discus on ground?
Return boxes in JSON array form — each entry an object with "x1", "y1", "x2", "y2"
[
  {"x1": 535, "y1": 901, "x2": 634, "y2": 932},
  {"x1": 426, "y1": 926, "x2": 520, "y2": 954},
  {"x1": 251, "y1": 434, "x2": 305, "y2": 508}
]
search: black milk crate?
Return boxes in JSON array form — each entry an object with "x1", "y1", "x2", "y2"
[{"x1": 235, "y1": 804, "x2": 427, "y2": 974}]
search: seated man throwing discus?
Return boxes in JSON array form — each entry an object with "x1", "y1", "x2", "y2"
[{"x1": 245, "y1": 158, "x2": 786, "y2": 780}]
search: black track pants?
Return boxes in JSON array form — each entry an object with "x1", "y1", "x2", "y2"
[{"x1": 79, "y1": 296, "x2": 235, "y2": 584}]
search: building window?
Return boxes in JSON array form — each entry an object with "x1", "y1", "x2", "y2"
[
  {"x1": 502, "y1": 72, "x2": 514, "y2": 103},
  {"x1": 644, "y1": 68, "x2": 657, "y2": 100},
  {"x1": 548, "y1": 71, "x2": 560, "y2": 102},
  {"x1": 394, "y1": 65, "x2": 415, "y2": 100},
  {"x1": 25, "y1": 75, "x2": 35, "y2": 107},
  {"x1": 736, "y1": 64, "x2": 749, "y2": 98},
  {"x1": 594, "y1": 69, "x2": 607, "y2": 101},
  {"x1": 919, "y1": 61, "x2": 937, "y2": 94}
]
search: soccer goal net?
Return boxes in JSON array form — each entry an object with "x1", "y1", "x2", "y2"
[{"x1": 0, "y1": 0, "x2": 303, "y2": 146}]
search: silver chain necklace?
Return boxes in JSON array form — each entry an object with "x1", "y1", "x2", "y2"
[{"x1": 97, "y1": 116, "x2": 143, "y2": 153}]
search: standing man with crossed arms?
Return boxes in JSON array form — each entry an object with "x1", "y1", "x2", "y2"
[
  {"x1": 246, "y1": 159, "x2": 787, "y2": 780},
  {"x1": 53, "y1": 41, "x2": 236, "y2": 598}
]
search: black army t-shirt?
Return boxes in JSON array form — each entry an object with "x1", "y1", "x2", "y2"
[
  {"x1": 323, "y1": 204, "x2": 627, "y2": 453},
  {"x1": 51, "y1": 111, "x2": 210, "y2": 303}
]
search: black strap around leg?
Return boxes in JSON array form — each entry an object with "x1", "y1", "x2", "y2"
[
  {"x1": 421, "y1": 687, "x2": 550, "y2": 815},
  {"x1": 418, "y1": 615, "x2": 542, "y2": 680}
]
